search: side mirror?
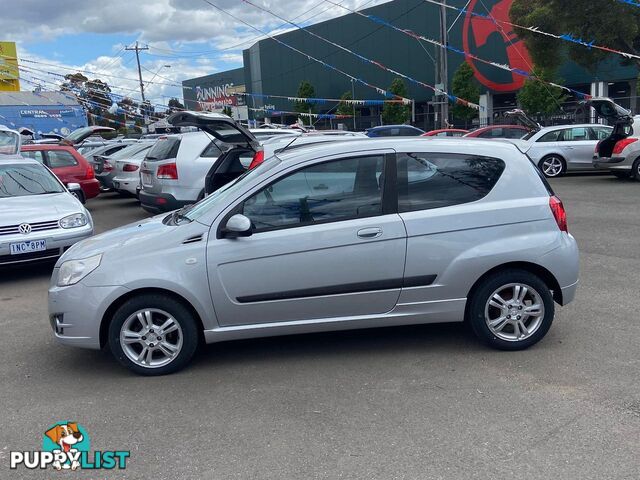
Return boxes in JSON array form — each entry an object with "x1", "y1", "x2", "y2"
[
  {"x1": 66, "y1": 182, "x2": 82, "y2": 192},
  {"x1": 223, "y1": 214, "x2": 252, "y2": 238}
]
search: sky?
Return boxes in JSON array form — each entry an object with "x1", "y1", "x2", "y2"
[{"x1": 3, "y1": 0, "x2": 390, "y2": 110}]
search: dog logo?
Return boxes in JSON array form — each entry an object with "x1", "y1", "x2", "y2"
[
  {"x1": 44, "y1": 422, "x2": 87, "y2": 470},
  {"x1": 10, "y1": 421, "x2": 129, "y2": 471},
  {"x1": 18, "y1": 223, "x2": 32, "y2": 234}
]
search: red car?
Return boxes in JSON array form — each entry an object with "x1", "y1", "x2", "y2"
[
  {"x1": 20, "y1": 145, "x2": 100, "y2": 203},
  {"x1": 422, "y1": 128, "x2": 469, "y2": 137},
  {"x1": 463, "y1": 125, "x2": 530, "y2": 139}
]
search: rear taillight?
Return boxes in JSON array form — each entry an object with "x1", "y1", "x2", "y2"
[
  {"x1": 85, "y1": 163, "x2": 95, "y2": 179},
  {"x1": 595, "y1": 141, "x2": 601, "y2": 154},
  {"x1": 248, "y1": 150, "x2": 264, "y2": 170},
  {"x1": 157, "y1": 163, "x2": 178, "y2": 179},
  {"x1": 549, "y1": 196, "x2": 568, "y2": 233},
  {"x1": 612, "y1": 137, "x2": 637, "y2": 155},
  {"x1": 123, "y1": 163, "x2": 139, "y2": 172},
  {"x1": 103, "y1": 160, "x2": 113, "y2": 172}
]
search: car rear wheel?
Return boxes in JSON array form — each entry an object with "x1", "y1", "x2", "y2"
[
  {"x1": 108, "y1": 294, "x2": 199, "y2": 375},
  {"x1": 632, "y1": 158, "x2": 640, "y2": 181},
  {"x1": 539, "y1": 155, "x2": 565, "y2": 178},
  {"x1": 467, "y1": 269, "x2": 555, "y2": 350}
]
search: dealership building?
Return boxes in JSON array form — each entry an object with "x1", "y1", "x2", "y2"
[
  {"x1": 0, "y1": 91, "x2": 87, "y2": 136},
  {"x1": 182, "y1": 0, "x2": 638, "y2": 130}
]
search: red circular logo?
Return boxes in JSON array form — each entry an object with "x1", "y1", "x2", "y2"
[{"x1": 462, "y1": 0, "x2": 532, "y2": 92}]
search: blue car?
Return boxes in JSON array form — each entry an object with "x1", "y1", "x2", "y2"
[{"x1": 365, "y1": 125, "x2": 425, "y2": 137}]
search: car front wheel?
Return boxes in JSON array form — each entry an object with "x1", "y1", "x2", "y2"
[
  {"x1": 467, "y1": 269, "x2": 555, "y2": 350},
  {"x1": 108, "y1": 294, "x2": 199, "y2": 375}
]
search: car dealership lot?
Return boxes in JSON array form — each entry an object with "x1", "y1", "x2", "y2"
[{"x1": 1, "y1": 177, "x2": 639, "y2": 479}]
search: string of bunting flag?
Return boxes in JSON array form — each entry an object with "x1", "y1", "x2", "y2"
[
  {"x1": 201, "y1": 0, "x2": 415, "y2": 105},
  {"x1": 324, "y1": 0, "x2": 591, "y2": 99},
  {"x1": 424, "y1": 0, "x2": 640, "y2": 62},
  {"x1": 248, "y1": 107, "x2": 352, "y2": 119},
  {"x1": 239, "y1": 0, "x2": 481, "y2": 110},
  {"x1": 237, "y1": 92, "x2": 407, "y2": 105}
]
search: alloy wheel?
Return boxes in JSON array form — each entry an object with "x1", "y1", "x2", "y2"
[
  {"x1": 484, "y1": 283, "x2": 545, "y2": 342},
  {"x1": 541, "y1": 157, "x2": 563, "y2": 177},
  {"x1": 119, "y1": 308, "x2": 183, "y2": 368}
]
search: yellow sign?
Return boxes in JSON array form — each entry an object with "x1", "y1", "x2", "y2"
[{"x1": 0, "y1": 42, "x2": 20, "y2": 92}]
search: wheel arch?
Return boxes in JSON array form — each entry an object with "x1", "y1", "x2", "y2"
[
  {"x1": 99, "y1": 287, "x2": 206, "y2": 348},
  {"x1": 465, "y1": 261, "x2": 563, "y2": 318}
]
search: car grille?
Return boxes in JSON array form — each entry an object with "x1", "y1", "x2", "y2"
[
  {"x1": 0, "y1": 220, "x2": 60, "y2": 237},
  {"x1": 0, "y1": 248, "x2": 61, "y2": 265}
]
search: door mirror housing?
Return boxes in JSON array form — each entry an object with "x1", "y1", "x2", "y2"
[
  {"x1": 223, "y1": 214, "x2": 252, "y2": 238},
  {"x1": 66, "y1": 182, "x2": 82, "y2": 192}
]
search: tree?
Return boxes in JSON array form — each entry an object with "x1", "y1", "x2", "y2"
[
  {"x1": 336, "y1": 90, "x2": 357, "y2": 118},
  {"x1": 382, "y1": 78, "x2": 410, "y2": 125},
  {"x1": 168, "y1": 97, "x2": 184, "y2": 112},
  {"x1": 451, "y1": 62, "x2": 480, "y2": 125},
  {"x1": 511, "y1": 0, "x2": 640, "y2": 71},
  {"x1": 222, "y1": 106, "x2": 233, "y2": 117},
  {"x1": 294, "y1": 80, "x2": 316, "y2": 125},
  {"x1": 60, "y1": 73, "x2": 88, "y2": 94},
  {"x1": 516, "y1": 69, "x2": 568, "y2": 116}
]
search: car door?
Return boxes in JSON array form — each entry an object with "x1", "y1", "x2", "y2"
[
  {"x1": 559, "y1": 127, "x2": 597, "y2": 168},
  {"x1": 44, "y1": 149, "x2": 81, "y2": 183},
  {"x1": 207, "y1": 152, "x2": 407, "y2": 327}
]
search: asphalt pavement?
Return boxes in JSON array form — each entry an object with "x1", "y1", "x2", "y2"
[{"x1": 1, "y1": 177, "x2": 639, "y2": 479}]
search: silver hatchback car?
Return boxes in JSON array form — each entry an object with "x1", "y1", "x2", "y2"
[{"x1": 48, "y1": 112, "x2": 579, "y2": 375}]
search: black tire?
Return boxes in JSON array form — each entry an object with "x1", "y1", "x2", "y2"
[
  {"x1": 108, "y1": 294, "x2": 199, "y2": 376},
  {"x1": 467, "y1": 269, "x2": 555, "y2": 351},
  {"x1": 538, "y1": 155, "x2": 566, "y2": 178},
  {"x1": 73, "y1": 190, "x2": 85, "y2": 204},
  {"x1": 632, "y1": 158, "x2": 640, "y2": 181}
]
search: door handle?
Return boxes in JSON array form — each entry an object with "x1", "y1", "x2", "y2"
[{"x1": 357, "y1": 227, "x2": 382, "y2": 239}]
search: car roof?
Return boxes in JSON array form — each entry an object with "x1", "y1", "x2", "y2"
[
  {"x1": 21, "y1": 144, "x2": 75, "y2": 151},
  {"x1": 276, "y1": 137, "x2": 525, "y2": 165},
  {"x1": 536, "y1": 123, "x2": 613, "y2": 132},
  {"x1": 0, "y1": 156, "x2": 41, "y2": 166}
]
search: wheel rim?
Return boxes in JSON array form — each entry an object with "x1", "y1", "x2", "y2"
[
  {"x1": 120, "y1": 308, "x2": 183, "y2": 368},
  {"x1": 541, "y1": 157, "x2": 563, "y2": 177},
  {"x1": 484, "y1": 283, "x2": 545, "y2": 342}
]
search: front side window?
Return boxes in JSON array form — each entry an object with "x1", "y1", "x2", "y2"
[
  {"x1": 0, "y1": 164, "x2": 64, "y2": 197},
  {"x1": 0, "y1": 130, "x2": 19, "y2": 155},
  {"x1": 243, "y1": 155, "x2": 384, "y2": 231},
  {"x1": 47, "y1": 150, "x2": 78, "y2": 168},
  {"x1": 397, "y1": 153, "x2": 505, "y2": 212}
]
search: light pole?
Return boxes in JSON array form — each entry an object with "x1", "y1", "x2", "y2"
[{"x1": 351, "y1": 79, "x2": 356, "y2": 131}]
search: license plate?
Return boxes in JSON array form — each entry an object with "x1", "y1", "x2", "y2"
[
  {"x1": 142, "y1": 173, "x2": 153, "y2": 186},
  {"x1": 10, "y1": 239, "x2": 47, "y2": 255}
]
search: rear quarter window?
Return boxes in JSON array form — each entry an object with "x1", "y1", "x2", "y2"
[
  {"x1": 146, "y1": 137, "x2": 180, "y2": 161},
  {"x1": 397, "y1": 153, "x2": 505, "y2": 212}
]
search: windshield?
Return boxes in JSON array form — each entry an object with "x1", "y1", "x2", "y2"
[
  {"x1": 0, "y1": 163, "x2": 65, "y2": 197},
  {"x1": 184, "y1": 157, "x2": 280, "y2": 221},
  {"x1": 0, "y1": 130, "x2": 20, "y2": 155},
  {"x1": 109, "y1": 143, "x2": 152, "y2": 160}
]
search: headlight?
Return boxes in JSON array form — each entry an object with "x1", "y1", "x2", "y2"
[
  {"x1": 57, "y1": 254, "x2": 102, "y2": 287},
  {"x1": 60, "y1": 213, "x2": 88, "y2": 229}
]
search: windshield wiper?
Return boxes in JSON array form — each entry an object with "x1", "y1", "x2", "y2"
[{"x1": 171, "y1": 205, "x2": 193, "y2": 225}]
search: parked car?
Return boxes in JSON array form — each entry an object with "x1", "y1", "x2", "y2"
[
  {"x1": 138, "y1": 131, "x2": 227, "y2": 213},
  {"x1": 81, "y1": 143, "x2": 134, "y2": 170},
  {"x1": 365, "y1": 125, "x2": 425, "y2": 137},
  {"x1": 21, "y1": 145, "x2": 100, "y2": 203},
  {"x1": 0, "y1": 127, "x2": 93, "y2": 266},
  {"x1": 422, "y1": 129, "x2": 469, "y2": 137},
  {"x1": 516, "y1": 124, "x2": 613, "y2": 177},
  {"x1": 464, "y1": 125, "x2": 530, "y2": 139},
  {"x1": 249, "y1": 128, "x2": 301, "y2": 141},
  {"x1": 588, "y1": 97, "x2": 640, "y2": 180},
  {"x1": 111, "y1": 145, "x2": 156, "y2": 197},
  {"x1": 93, "y1": 142, "x2": 155, "y2": 191},
  {"x1": 48, "y1": 127, "x2": 578, "y2": 375}
]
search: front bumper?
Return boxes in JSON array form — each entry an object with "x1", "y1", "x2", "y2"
[
  {"x1": 139, "y1": 190, "x2": 188, "y2": 214},
  {"x1": 0, "y1": 226, "x2": 93, "y2": 266},
  {"x1": 49, "y1": 277, "x2": 129, "y2": 350}
]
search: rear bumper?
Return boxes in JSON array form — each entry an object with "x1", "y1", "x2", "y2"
[
  {"x1": 593, "y1": 156, "x2": 631, "y2": 170},
  {"x1": 81, "y1": 179, "x2": 101, "y2": 199},
  {"x1": 112, "y1": 175, "x2": 140, "y2": 196},
  {"x1": 139, "y1": 191, "x2": 188, "y2": 213}
]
